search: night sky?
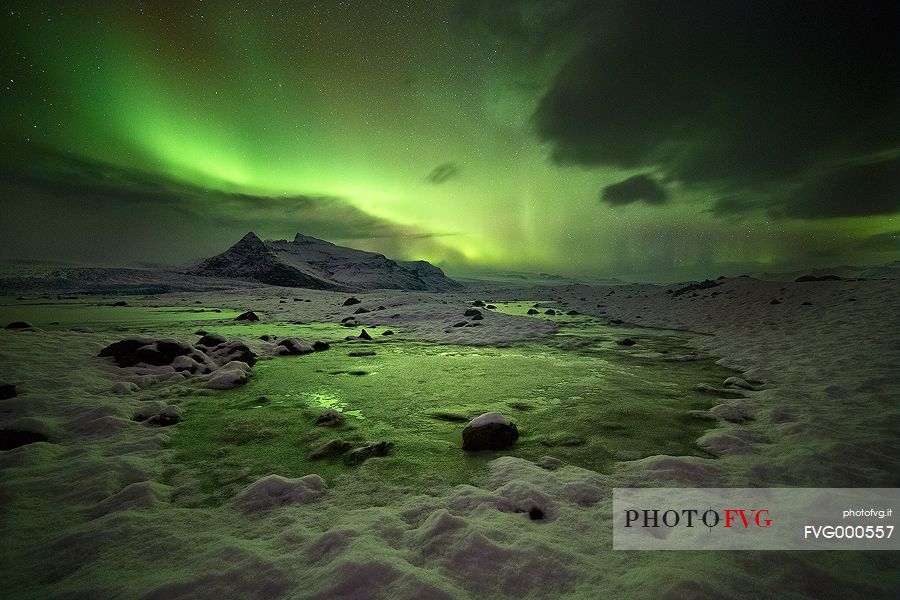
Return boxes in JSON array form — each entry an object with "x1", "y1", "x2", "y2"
[{"x1": 1, "y1": 1, "x2": 897, "y2": 278}]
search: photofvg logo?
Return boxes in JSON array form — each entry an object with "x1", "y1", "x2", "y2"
[
  {"x1": 613, "y1": 488, "x2": 899, "y2": 550},
  {"x1": 624, "y1": 506, "x2": 772, "y2": 530}
]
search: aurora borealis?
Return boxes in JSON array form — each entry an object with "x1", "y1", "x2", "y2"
[{"x1": 1, "y1": 1, "x2": 897, "y2": 278}]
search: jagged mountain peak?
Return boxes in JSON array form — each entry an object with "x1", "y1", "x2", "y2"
[{"x1": 191, "y1": 232, "x2": 461, "y2": 291}]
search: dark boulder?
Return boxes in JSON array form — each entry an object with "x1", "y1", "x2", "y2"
[
  {"x1": 98, "y1": 338, "x2": 158, "y2": 367},
  {"x1": 544, "y1": 309, "x2": 556, "y2": 315},
  {"x1": 208, "y1": 340, "x2": 257, "y2": 366},
  {"x1": 345, "y1": 441, "x2": 394, "y2": 465},
  {"x1": 311, "y1": 439, "x2": 352, "y2": 459},
  {"x1": 358, "y1": 329, "x2": 373, "y2": 340},
  {"x1": 472, "y1": 300, "x2": 486, "y2": 307},
  {"x1": 462, "y1": 413, "x2": 519, "y2": 451},
  {"x1": 342, "y1": 297, "x2": 362, "y2": 306},
  {"x1": 770, "y1": 299, "x2": 782, "y2": 305},
  {"x1": 135, "y1": 339, "x2": 194, "y2": 366},
  {"x1": 145, "y1": 405, "x2": 181, "y2": 427},
  {"x1": 5, "y1": 321, "x2": 35, "y2": 330},
  {"x1": 354, "y1": 307, "x2": 370, "y2": 314},
  {"x1": 276, "y1": 338, "x2": 314, "y2": 355},
  {"x1": 312, "y1": 340, "x2": 331, "y2": 351},
  {"x1": 616, "y1": 338, "x2": 636, "y2": 347},
  {"x1": 527, "y1": 308, "x2": 539, "y2": 315},
  {"x1": 235, "y1": 311, "x2": 260, "y2": 321},
  {"x1": 381, "y1": 330, "x2": 394, "y2": 336},
  {"x1": 315, "y1": 408, "x2": 345, "y2": 427},
  {"x1": 112, "y1": 301, "x2": 129, "y2": 307},
  {"x1": 463, "y1": 308, "x2": 482, "y2": 317}
]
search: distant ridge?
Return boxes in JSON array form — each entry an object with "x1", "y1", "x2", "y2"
[{"x1": 190, "y1": 232, "x2": 462, "y2": 291}]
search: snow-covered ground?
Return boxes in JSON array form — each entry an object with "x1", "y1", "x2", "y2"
[{"x1": 0, "y1": 270, "x2": 898, "y2": 599}]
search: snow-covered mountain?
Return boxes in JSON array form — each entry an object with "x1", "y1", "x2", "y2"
[{"x1": 190, "y1": 232, "x2": 462, "y2": 291}]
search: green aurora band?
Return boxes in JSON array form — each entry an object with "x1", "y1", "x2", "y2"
[{"x1": 1, "y1": 1, "x2": 897, "y2": 277}]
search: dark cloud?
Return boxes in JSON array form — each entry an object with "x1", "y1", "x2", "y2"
[
  {"x1": 707, "y1": 157, "x2": 900, "y2": 219},
  {"x1": 0, "y1": 145, "x2": 462, "y2": 266},
  {"x1": 601, "y1": 174, "x2": 668, "y2": 207},
  {"x1": 425, "y1": 162, "x2": 461, "y2": 185},
  {"x1": 528, "y1": 1, "x2": 899, "y2": 218},
  {"x1": 779, "y1": 158, "x2": 900, "y2": 219}
]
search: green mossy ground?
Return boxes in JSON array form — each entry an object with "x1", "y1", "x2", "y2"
[{"x1": 164, "y1": 304, "x2": 734, "y2": 505}]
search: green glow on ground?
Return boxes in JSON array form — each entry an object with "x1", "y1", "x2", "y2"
[{"x1": 164, "y1": 311, "x2": 733, "y2": 505}]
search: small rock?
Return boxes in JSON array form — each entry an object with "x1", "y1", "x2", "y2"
[
  {"x1": 472, "y1": 300, "x2": 486, "y2": 307},
  {"x1": 235, "y1": 311, "x2": 260, "y2": 321},
  {"x1": 463, "y1": 308, "x2": 482, "y2": 317},
  {"x1": 354, "y1": 307, "x2": 370, "y2": 314},
  {"x1": 544, "y1": 309, "x2": 556, "y2": 315},
  {"x1": 311, "y1": 439, "x2": 353, "y2": 459},
  {"x1": 111, "y1": 381, "x2": 139, "y2": 395},
  {"x1": 358, "y1": 329, "x2": 373, "y2": 341},
  {"x1": 723, "y1": 376, "x2": 756, "y2": 390},
  {"x1": 566, "y1": 310, "x2": 579, "y2": 315},
  {"x1": 342, "y1": 319, "x2": 358, "y2": 327},
  {"x1": 5, "y1": 321, "x2": 35, "y2": 330},
  {"x1": 462, "y1": 412, "x2": 519, "y2": 451},
  {"x1": 452, "y1": 321, "x2": 468, "y2": 328},
  {"x1": 312, "y1": 340, "x2": 331, "y2": 351},
  {"x1": 112, "y1": 300, "x2": 128, "y2": 307},
  {"x1": 471, "y1": 313, "x2": 484, "y2": 321},
  {"x1": 526, "y1": 308, "x2": 539, "y2": 315},
  {"x1": 315, "y1": 408, "x2": 345, "y2": 427},
  {"x1": 486, "y1": 304, "x2": 497, "y2": 309},
  {"x1": 538, "y1": 456, "x2": 563, "y2": 470},
  {"x1": 381, "y1": 330, "x2": 394, "y2": 336},
  {"x1": 345, "y1": 441, "x2": 394, "y2": 465},
  {"x1": 342, "y1": 297, "x2": 362, "y2": 306},
  {"x1": 348, "y1": 350, "x2": 376, "y2": 357},
  {"x1": 615, "y1": 338, "x2": 636, "y2": 346},
  {"x1": 145, "y1": 405, "x2": 181, "y2": 427},
  {"x1": 769, "y1": 299, "x2": 781, "y2": 305}
]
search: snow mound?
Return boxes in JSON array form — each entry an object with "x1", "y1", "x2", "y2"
[{"x1": 235, "y1": 474, "x2": 326, "y2": 513}]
